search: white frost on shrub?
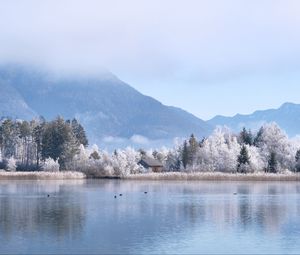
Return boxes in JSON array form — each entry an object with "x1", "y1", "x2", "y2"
[
  {"x1": 194, "y1": 127, "x2": 240, "y2": 172},
  {"x1": 7, "y1": 157, "x2": 16, "y2": 171},
  {"x1": 42, "y1": 158, "x2": 60, "y2": 172}
]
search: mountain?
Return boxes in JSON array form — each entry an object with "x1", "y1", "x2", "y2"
[
  {"x1": 207, "y1": 102, "x2": 300, "y2": 137},
  {"x1": 0, "y1": 78, "x2": 36, "y2": 119},
  {"x1": 0, "y1": 64, "x2": 212, "y2": 147}
]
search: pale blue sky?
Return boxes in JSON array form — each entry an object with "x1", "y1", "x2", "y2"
[{"x1": 0, "y1": 0, "x2": 300, "y2": 120}]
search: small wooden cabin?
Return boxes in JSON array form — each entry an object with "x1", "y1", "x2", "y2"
[{"x1": 139, "y1": 157, "x2": 163, "y2": 173}]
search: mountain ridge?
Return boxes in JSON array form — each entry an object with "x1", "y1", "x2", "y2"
[
  {"x1": 0, "y1": 64, "x2": 212, "y2": 147},
  {"x1": 207, "y1": 102, "x2": 300, "y2": 137}
]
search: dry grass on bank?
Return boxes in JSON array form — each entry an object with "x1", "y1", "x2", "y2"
[
  {"x1": 0, "y1": 171, "x2": 86, "y2": 180},
  {"x1": 125, "y1": 172, "x2": 300, "y2": 181}
]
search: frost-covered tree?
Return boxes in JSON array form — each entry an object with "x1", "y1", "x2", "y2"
[
  {"x1": 237, "y1": 145, "x2": 250, "y2": 173},
  {"x1": 152, "y1": 147, "x2": 169, "y2": 165},
  {"x1": 194, "y1": 127, "x2": 240, "y2": 172},
  {"x1": 42, "y1": 158, "x2": 60, "y2": 172},
  {"x1": 165, "y1": 148, "x2": 182, "y2": 171},
  {"x1": 239, "y1": 128, "x2": 253, "y2": 146},
  {"x1": 253, "y1": 127, "x2": 264, "y2": 147},
  {"x1": 188, "y1": 134, "x2": 199, "y2": 166},
  {"x1": 267, "y1": 151, "x2": 278, "y2": 173},
  {"x1": 113, "y1": 147, "x2": 143, "y2": 176},
  {"x1": 246, "y1": 145, "x2": 265, "y2": 172},
  {"x1": 0, "y1": 119, "x2": 17, "y2": 158},
  {"x1": 254, "y1": 123, "x2": 294, "y2": 172},
  {"x1": 6, "y1": 157, "x2": 16, "y2": 171},
  {"x1": 181, "y1": 141, "x2": 189, "y2": 169},
  {"x1": 0, "y1": 117, "x2": 88, "y2": 171},
  {"x1": 42, "y1": 117, "x2": 80, "y2": 170},
  {"x1": 69, "y1": 118, "x2": 88, "y2": 147},
  {"x1": 295, "y1": 150, "x2": 300, "y2": 172}
]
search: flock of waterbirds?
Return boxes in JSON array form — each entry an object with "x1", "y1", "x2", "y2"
[
  {"x1": 45, "y1": 191, "x2": 149, "y2": 198},
  {"x1": 114, "y1": 191, "x2": 148, "y2": 199},
  {"x1": 46, "y1": 191, "x2": 238, "y2": 198}
]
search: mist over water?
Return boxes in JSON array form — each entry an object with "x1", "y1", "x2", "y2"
[{"x1": 0, "y1": 180, "x2": 300, "y2": 254}]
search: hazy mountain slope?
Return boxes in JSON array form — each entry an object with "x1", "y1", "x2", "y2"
[
  {"x1": 0, "y1": 65, "x2": 212, "y2": 145},
  {"x1": 208, "y1": 102, "x2": 300, "y2": 137},
  {"x1": 0, "y1": 78, "x2": 36, "y2": 119}
]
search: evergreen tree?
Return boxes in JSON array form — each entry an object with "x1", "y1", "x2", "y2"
[
  {"x1": 295, "y1": 150, "x2": 300, "y2": 172},
  {"x1": 182, "y1": 140, "x2": 189, "y2": 169},
  {"x1": 267, "y1": 151, "x2": 277, "y2": 173},
  {"x1": 188, "y1": 134, "x2": 198, "y2": 165},
  {"x1": 0, "y1": 119, "x2": 17, "y2": 158},
  {"x1": 152, "y1": 150, "x2": 158, "y2": 159},
  {"x1": 90, "y1": 151, "x2": 100, "y2": 160},
  {"x1": 33, "y1": 119, "x2": 45, "y2": 169},
  {"x1": 189, "y1": 134, "x2": 198, "y2": 151},
  {"x1": 138, "y1": 148, "x2": 146, "y2": 156},
  {"x1": 199, "y1": 137, "x2": 206, "y2": 148},
  {"x1": 70, "y1": 119, "x2": 88, "y2": 147},
  {"x1": 41, "y1": 117, "x2": 79, "y2": 170},
  {"x1": 237, "y1": 145, "x2": 250, "y2": 173},
  {"x1": 254, "y1": 127, "x2": 264, "y2": 147},
  {"x1": 17, "y1": 120, "x2": 31, "y2": 166},
  {"x1": 239, "y1": 127, "x2": 253, "y2": 146}
]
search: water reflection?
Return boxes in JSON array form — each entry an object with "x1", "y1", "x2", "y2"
[
  {"x1": 0, "y1": 180, "x2": 86, "y2": 243},
  {"x1": 0, "y1": 180, "x2": 300, "y2": 254}
]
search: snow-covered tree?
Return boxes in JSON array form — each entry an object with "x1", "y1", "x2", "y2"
[
  {"x1": 113, "y1": 147, "x2": 143, "y2": 176},
  {"x1": 254, "y1": 123, "x2": 295, "y2": 172},
  {"x1": 237, "y1": 145, "x2": 250, "y2": 173},
  {"x1": 295, "y1": 150, "x2": 300, "y2": 172},
  {"x1": 42, "y1": 158, "x2": 60, "y2": 172},
  {"x1": 193, "y1": 127, "x2": 240, "y2": 172},
  {"x1": 6, "y1": 157, "x2": 16, "y2": 171}
]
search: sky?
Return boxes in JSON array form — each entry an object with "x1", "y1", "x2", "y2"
[{"x1": 0, "y1": 0, "x2": 300, "y2": 120}]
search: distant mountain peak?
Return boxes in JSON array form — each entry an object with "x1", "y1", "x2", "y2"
[
  {"x1": 208, "y1": 102, "x2": 300, "y2": 137},
  {"x1": 0, "y1": 64, "x2": 212, "y2": 148}
]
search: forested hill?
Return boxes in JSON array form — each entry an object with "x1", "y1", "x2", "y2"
[{"x1": 0, "y1": 64, "x2": 212, "y2": 147}]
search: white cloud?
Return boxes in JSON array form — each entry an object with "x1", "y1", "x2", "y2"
[
  {"x1": 102, "y1": 136, "x2": 126, "y2": 144},
  {"x1": 130, "y1": 135, "x2": 149, "y2": 145},
  {"x1": 1, "y1": 0, "x2": 300, "y2": 119},
  {"x1": 0, "y1": 0, "x2": 299, "y2": 79}
]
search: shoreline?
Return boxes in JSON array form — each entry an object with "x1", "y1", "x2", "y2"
[
  {"x1": 0, "y1": 171, "x2": 300, "y2": 181},
  {"x1": 125, "y1": 172, "x2": 300, "y2": 181},
  {"x1": 0, "y1": 171, "x2": 86, "y2": 180}
]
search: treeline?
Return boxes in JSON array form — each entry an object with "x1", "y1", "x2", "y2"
[
  {"x1": 66, "y1": 122, "x2": 300, "y2": 177},
  {"x1": 170, "y1": 123, "x2": 300, "y2": 173},
  {"x1": 1, "y1": 118, "x2": 300, "y2": 176},
  {"x1": 0, "y1": 117, "x2": 88, "y2": 171}
]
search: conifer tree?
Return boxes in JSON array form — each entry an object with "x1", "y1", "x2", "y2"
[
  {"x1": 295, "y1": 150, "x2": 300, "y2": 172},
  {"x1": 33, "y1": 119, "x2": 45, "y2": 169},
  {"x1": 0, "y1": 119, "x2": 17, "y2": 158},
  {"x1": 239, "y1": 127, "x2": 253, "y2": 146},
  {"x1": 70, "y1": 118, "x2": 88, "y2": 147},
  {"x1": 254, "y1": 127, "x2": 264, "y2": 147},
  {"x1": 90, "y1": 150, "x2": 100, "y2": 160},
  {"x1": 237, "y1": 145, "x2": 250, "y2": 173},
  {"x1": 41, "y1": 117, "x2": 79, "y2": 170},
  {"x1": 188, "y1": 134, "x2": 198, "y2": 165},
  {"x1": 182, "y1": 140, "x2": 189, "y2": 169},
  {"x1": 267, "y1": 151, "x2": 277, "y2": 173}
]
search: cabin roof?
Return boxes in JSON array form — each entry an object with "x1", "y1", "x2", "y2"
[{"x1": 139, "y1": 157, "x2": 163, "y2": 167}]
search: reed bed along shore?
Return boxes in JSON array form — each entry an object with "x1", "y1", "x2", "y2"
[
  {"x1": 0, "y1": 171, "x2": 86, "y2": 180},
  {"x1": 125, "y1": 172, "x2": 300, "y2": 181}
]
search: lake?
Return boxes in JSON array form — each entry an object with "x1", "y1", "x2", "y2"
[{"x1": 0, "y1": 179, "x2": 300, "y2": 254}]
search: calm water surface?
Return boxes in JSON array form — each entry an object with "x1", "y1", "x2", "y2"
[{"x1": 0, "y1": 179, "x2": 300, "y2": 254}]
